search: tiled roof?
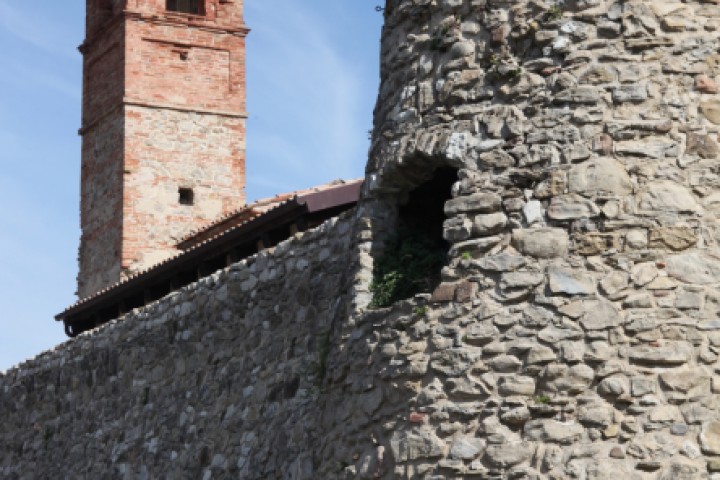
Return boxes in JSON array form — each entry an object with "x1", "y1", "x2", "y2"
[
  {"x1": 56, "y1": 178, "x2": 363, "y2": 335},
  {"x1": 178, "y1": 179, "x2": 357, "y2": 249}
]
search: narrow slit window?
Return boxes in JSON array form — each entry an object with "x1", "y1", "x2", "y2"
[
  {"x1": 179, "y1": 187, "x2": 194, "y2": 206},
  {"x1": 166, "y1": 0, "x2": 203, "y2": 15}
]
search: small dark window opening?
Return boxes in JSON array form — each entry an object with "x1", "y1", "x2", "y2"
[
  {"x1": 370, "y1": 167, "x2": 458, "y2": 307},
  {"x1": 166, "y1": 0, "x2": 203, "y2": 15},
  {"x1": 179, "y1": 187, "x2": 194, "y2": 205}
]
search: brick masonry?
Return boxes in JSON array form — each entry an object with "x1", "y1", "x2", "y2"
[{"x1": 78, "y1": 0, "x2": 248, "y2": 298}]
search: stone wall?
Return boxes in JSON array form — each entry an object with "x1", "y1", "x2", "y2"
[
  {"x1": 120, "y1": 7, "x2": 248, "y2": 283},
  {"x1": 78, "y1": 9, "x2": 127, "y2": 298},
  {"x1": 78, "y1": 108, "x2": 125, "y2": 298},
  {"x1": 123, "y1": 106, "x2": 246, "y2": 274},
  {"x1": 10, "y1": 0, "x2": 720, "y2": 478},
  {"x1": 352, "y1": 0, "x2": 720, "y2": 477},
  {"x1": 1, "y1": 213, "x2": 359, "y2": 480}
]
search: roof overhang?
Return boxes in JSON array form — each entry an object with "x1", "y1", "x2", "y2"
[{"x1": 56, "y1": 180, "x2": 362, "y2": 336}]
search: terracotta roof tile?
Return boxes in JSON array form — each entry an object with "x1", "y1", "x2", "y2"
[
  {"x1": 178, "y1": 178, "x2": 358, "y2": 248},
  {"x1": 57, "y1": 178, "x2": 363, "y2": 324}
]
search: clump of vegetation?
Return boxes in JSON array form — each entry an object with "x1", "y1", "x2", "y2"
[
  {"x1": 485, "y1": 53, "x2": 522, "y2": 81},
  {"x1": 430, "y1": 36, "x2": 447, "y2": 52},
  {"x1": 414, "y1": 305, "x2": 428, "y2": 316},
  {"x1": 544, "y1": 5, "x2": 564, "y2": 22},
  {"x1": 502, "y1": 67, "x2": 522, "y2": 79},
  {"x1": 370, "y1": 228, "x2": 447, "y2": 308},
  {"x1": 534, "y1": 394, "x2": 551, "y2": 404}
]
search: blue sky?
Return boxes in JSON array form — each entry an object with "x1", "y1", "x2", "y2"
[{"x1": 0, "y1": 1, "x2": 382, "y2": 372}]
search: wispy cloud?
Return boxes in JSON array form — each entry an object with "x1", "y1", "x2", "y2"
[
  {"x1": 0, "y1": 60, "x2": 80, "y2": 101},
  {"x1": 245, "y1": 174, "x2": 295, "y2": 196},
  {"x1": 0, "y1": 1, "x2": 78, "y2": 58},
  {"x1": 245, "y1": 0, "x2": 372, "y2": 198}
]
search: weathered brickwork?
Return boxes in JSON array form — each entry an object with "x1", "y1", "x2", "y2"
[
  {"x1": 123, "y1": 106, "x2": 247, "y2": 273},
  {"x1": 78, "y1": 110, "x2": 124, "y2": 297},
  {"x1": 78, "y1": 0, "x2": 248, "y2": 298}
]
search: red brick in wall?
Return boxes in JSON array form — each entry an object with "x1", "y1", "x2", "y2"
[{"x1": 78, "y1": 0, "x2": 248, "y2": 298}]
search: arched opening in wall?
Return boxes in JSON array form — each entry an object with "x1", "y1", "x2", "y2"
[{"x1": 370, "y1": 167, "x2": 458, "y2": 308}]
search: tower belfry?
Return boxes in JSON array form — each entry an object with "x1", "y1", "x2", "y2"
[{"x1": 78, "y1": 0, "x2": 248, "y2": 298}]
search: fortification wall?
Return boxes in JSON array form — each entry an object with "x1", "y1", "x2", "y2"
[
  {"x1": 0, "y1": 214, "x2": 362, "y2": 479},
  {"x1": 353, "y1": 0, "x2": 720, "y2": 477}
]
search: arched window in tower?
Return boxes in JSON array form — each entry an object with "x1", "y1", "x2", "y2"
[{"x1": 166, "y1": 0, "x2": 204, "y2": 15}]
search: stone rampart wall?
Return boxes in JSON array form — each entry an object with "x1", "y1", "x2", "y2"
[{"x1": 1, "y1": 213, "x2": 358, "y2": 480}]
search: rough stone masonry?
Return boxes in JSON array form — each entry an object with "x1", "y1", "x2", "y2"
[
  {"x1": 356, "y1": 0, "x2": 720, "y2": 476},
  {"x1": 6, "y1": 0, "x2": 720, "y2": 478}
]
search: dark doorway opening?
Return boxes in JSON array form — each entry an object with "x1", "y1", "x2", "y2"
[
  {"x1": 370, "y1": 167, "x2": 458, "y2": 307},
  {"x1": 398, "y1": 167, "x2": 458, "y2": 252}
]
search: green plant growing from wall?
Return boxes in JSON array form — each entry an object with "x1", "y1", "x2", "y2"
[
  {"x1": 414, "y1": 305, "x2": 428, "y2": 316},
  {"x1": 485, "y1": 53, "x2": 522, "y2": 81},
  {"x1": 544, "y1": 5, "x2": 563, "y2": 22},
  {"x1": 370, "y1": 228, "x2": 447, "y2": 308},
  {"x1": 430, "y1": 36, "x2": 446, "y2": 52}
]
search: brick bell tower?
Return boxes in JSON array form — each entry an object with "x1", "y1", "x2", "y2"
[{"x1": 78, "y1": 0, "x2": 248, "y2": 298}]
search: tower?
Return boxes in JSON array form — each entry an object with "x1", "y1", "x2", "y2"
[
  {"x1": 348, "y1": 0, "x2": 720, "y2": 476},
  {"x1": 78, "y1": 0, "x2": 248, "y2": 298}
]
